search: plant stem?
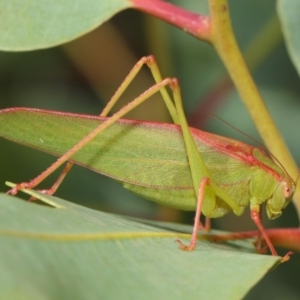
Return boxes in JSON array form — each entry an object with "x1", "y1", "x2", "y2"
[
  {"x1": 132, "y1": 0, "x2": 211, "y2": 42},
  {"x1": 208, "y1": 0, "x2": 300, "y2": 217},
  {"x1": 207, "y1": 228, "x2": 300, "y2": 253},
  {"x1": 189, "y1": 14, "x2": 283, "y2": 127}
]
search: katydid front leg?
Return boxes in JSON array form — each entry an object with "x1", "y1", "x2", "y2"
[{"x1": 250, "y1": 204, "x2": 292, "y2": 261}]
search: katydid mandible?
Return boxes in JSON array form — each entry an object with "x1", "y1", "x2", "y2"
[{"x1": 2, "y1": 56, "x2": 295, "y2": 259}]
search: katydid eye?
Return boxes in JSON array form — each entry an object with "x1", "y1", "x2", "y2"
[{"x1": 283, "y1": 184, "x2": 292, "y2": 198}]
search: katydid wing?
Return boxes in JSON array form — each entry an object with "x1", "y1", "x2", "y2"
[{"x1": 0, "y1": 106, "x2": 295, "y2": 257}]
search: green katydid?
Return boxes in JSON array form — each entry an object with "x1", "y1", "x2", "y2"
[{"x1": 0, "y1": 56, "x2": 296, "y2": 260}]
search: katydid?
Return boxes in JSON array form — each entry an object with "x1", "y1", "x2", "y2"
[{"x1": 0, "y1": 56, "x2": 295, "y2": 260}]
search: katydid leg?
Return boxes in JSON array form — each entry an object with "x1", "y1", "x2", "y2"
[
  {"x1": 170, "y1": 79, "x2": 244, "y2": 217},
  {"x1": 7, "y1": 54, "x2": 185, "y2": 197},
  {"x1": 102, "y1": 55, "x2": 179, "y2": 123},
  {"x1": 250, "y1": 207, "x2": 292, "y2": 261},
  {"x1": 7, "y1": 78, "x2": 176, "y2": 195},
  {"x1": 8, "y1": 56, "x2": 179, "y2": 196},
  {"x1": 28, "y1": 161, "x2": 74, "y2": 201},
  {"x1": 170, "y1": 79, "x2": 246, "y2": 250},
  {"x1": 170, "y1": 80, "x2": 244, "y2": 212},
  {"x1": 250, "y1": 206, "x2": 277, "y2": 256},
  {"x1": 253, "y1": 210, "x2": 266, "y2": 254},
  {"x1": 28, "y1": 57, "x2": 155, "y2": 196},
  {"x1": 176, "y1": 177, "x2": 210, "y2": 251},
  {"x1": 198, "y1": 217, "x2": 211, "y2": 232}
]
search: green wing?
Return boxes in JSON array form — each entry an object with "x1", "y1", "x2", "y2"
[{"x1": 0, "y1": 108, "x2": 259, "y2": 211}]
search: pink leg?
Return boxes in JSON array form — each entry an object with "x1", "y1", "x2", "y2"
[
  {"x1": 251, "y1": 209, "x2": 277, "y2": 256},
  {"x1": 197, "y1": 216, "x2": 211, "y2": 232},
  {"x1": 251, "y1": 209, "x2": 292, "y2": 262},
  {"x1": 204, "y1": 217, "x2": 211, "y2": 232},
  {"x1": 253, "y1": 210, "x2": 266, "y2": 254},
  {"x1": 176, "y1": 177, "x2": 209, "y2": 251},
  {"x1": 28, "y1": 161, "x2": 74, "y2": 201},
  {"x1": 6, "y1": 56, "x2": 179, "y2": 197}
]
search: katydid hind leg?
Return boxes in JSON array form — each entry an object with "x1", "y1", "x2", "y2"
[
  {"x1": 170, "y1": 79, "x2": 244, "y2": 250},
  {"x1": 6, "y1": 57, "x2": 181, "y2": 196},
  {"x1": 170, "y1": 79, "x2": 244, "y2": 215},
  {"x1": 103, "y1": 55, "x2": 179, "y2": 123},
  {"x1": 28, "y1": 161, "x2": 74, "y2": 201},
  {"x1": 21, "y1": 58, "x2": 155, "y2": 198},
  {"x1": 23, "y1": 57, "x2": 156, "y2": 197}
]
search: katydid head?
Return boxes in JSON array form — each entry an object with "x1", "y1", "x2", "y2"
[
  {"x1": 266, "y1": 178, "x2": 296, "y2": 219},
  {"x1": 251, "y1": 148, "x2": 296, "y2": 219}
]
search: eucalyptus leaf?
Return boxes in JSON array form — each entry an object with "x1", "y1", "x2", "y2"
[
  {"x1": 277, "y1": 0, "x2": 300, "y2": 77},
  {"x1": 0, "y1": 0, "x2": 130, "y2": 51},
  {"x1": 0, "y1": 191, "x2": 279, "y2": 300}
]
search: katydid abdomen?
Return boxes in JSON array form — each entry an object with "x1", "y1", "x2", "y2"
[{"x1": 0, "y1": 107, "x2": 293, "y2": 219}]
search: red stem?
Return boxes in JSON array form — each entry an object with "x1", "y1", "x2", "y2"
[
  {"x1": 209, "y1": 228, "x2": 300, "y2": 253},
  {"x1": 264, "y1": 228, "x2": 300, "y2": 252},
  {"x1": 131, "y1": 0, "x2": 211, "y2": 42}
]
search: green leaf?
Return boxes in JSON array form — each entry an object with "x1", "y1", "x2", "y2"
[
  {"x1": 0, "y1": 190, "x2": 278, "y2": 300},
  {"x1": 277, "y1": 0, "x2": 300, "y2": 77},
  {"x1": 0, "y1": 0, "x2": 131, "y2": 51}
]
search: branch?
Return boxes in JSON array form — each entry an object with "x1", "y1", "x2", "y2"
[{"x1": 132, "y1": 0, "x2": 211, "y2": 42}]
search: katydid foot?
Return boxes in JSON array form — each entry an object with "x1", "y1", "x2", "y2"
[
  {"x1": 175, "y1": 239, "x2": 197, "y2": 251},
  {"x1": 251, "y1": 234, "x2": 292, "y2": 262},
  {"x1": 7, "y1": 157, "x2": 74, "y2": 199},
  {"x1": 281, "y1": 251, "x2": 293, "y2": 263},
  {"x1": 7, "y1": 182, "x2": 33, "y2": 196}
]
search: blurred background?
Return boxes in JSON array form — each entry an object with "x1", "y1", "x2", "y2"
[{"x1": 0, "y1": 0, "x2": 299, "y2": 298}]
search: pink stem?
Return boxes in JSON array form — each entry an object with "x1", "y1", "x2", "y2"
[
  {"x1": 264, "y1": 228, "x2": 300, "y2": 253},
  {"x1": 131, "y1": 0, "x2": 211, "y2": 42},
  {"x1": 209, "y1": 228, "x2": 300, "y2": 253}
]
